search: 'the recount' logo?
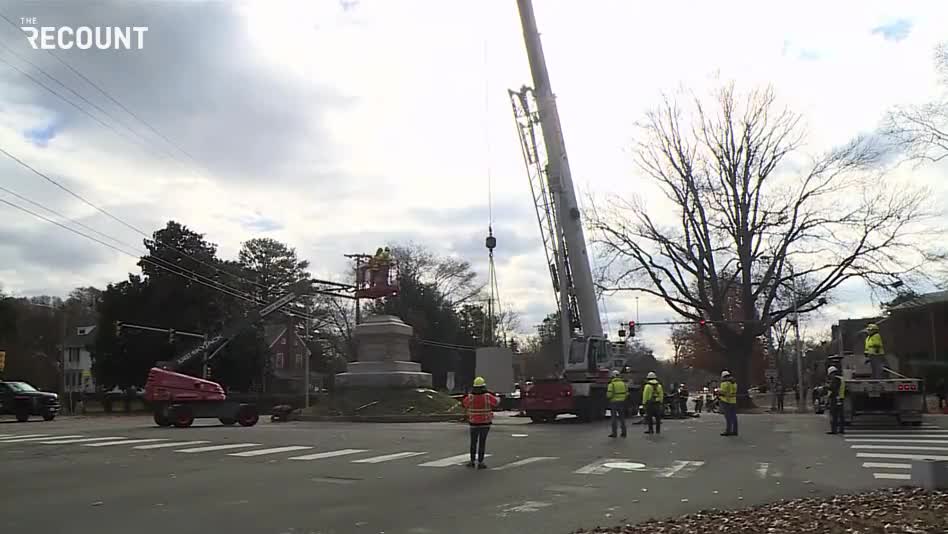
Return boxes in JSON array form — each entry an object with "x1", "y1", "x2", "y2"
[{"x1": 20, "y1": 17, "x2": 148, "y2": 50}]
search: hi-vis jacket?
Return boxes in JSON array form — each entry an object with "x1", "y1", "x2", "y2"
[
  {"x1": 865, "y1": 333, "x2": 885, "y2": 357},
  {"x1": 606, "y1": 378, "x2": 629, "y2": 403},
  {"x1": 462, "y1": 391, "x2": 500, "y2": 426},
  {"x1": 719, "y1": 379, "x2": 737, "y2": 405},
  {"x1": 642, "y1": 379, "x2": 664, "y2": 404}
]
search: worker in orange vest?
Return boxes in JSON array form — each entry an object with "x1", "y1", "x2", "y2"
[{"x1": 461, "y1": 376, "x2": 500, "y2": 469}]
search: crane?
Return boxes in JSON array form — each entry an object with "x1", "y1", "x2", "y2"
[{"x1": 510, "y1": 0, "x2": 624, "y2": 422}]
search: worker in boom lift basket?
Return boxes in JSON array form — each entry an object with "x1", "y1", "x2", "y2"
[
  {"x1": 642, "y1": 371, "x2": 664, "y2": 435},
  {"x1": 719, "y1": 370, "x2": 738, "y2": 436},
  {"x1": 461, "y1": 376, "x2": 500, "y2": 469},
  {"x1": 864, "y1": 323, "x2": 886, "y2": 379},
  {"x1": 607, "y1": 370, "x2": 628, "y2": 438},
  {"x1": 826, "y1": 366, "x2": 846, "y2": 435}
]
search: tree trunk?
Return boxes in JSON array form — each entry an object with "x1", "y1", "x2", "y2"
[{"x1": 730, "y1": 339, "x2": 756, "y2": 410}]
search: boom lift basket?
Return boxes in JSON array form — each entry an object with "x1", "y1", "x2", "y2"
[{"x1": 355, "y1": 259, "x2": 399, "y2": 299}]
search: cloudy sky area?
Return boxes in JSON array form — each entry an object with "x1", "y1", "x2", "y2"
[{"x1": 1, "y1": 0, "x2": 946, "y2": 358}]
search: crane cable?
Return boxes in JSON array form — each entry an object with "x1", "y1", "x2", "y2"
[{"x1": 482, "y1": 33, "x2": 507, "y2": 345}]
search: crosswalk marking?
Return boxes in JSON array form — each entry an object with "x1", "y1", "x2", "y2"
[
  {"x1": 656, "y1": 460, "x2": 705, "y2": 478},
  {"x1": 176, "y1": 443, "x2": 261, "y2": 453},
  {"x1": 288, "y1": 449, "x2": 368, "y2": 461},
  {"x1": 228, "y1": 446, "x2": 312, "y2": 457},
  {"x1": 84, "y1": 439, "x2": 166, "y2": 447},
  {"x1": 0, "y1": 435, "x2": 83, "y2": 443},
  {"x1": 851, "y1": 444, "x2": 948, "y2": 451},
  {"x1": 0, "y1": 433, "x2": 18, "y2": 438},
  {"x1": 874, "y1": 473, "x2": 911, "y2": 480},
  {"x1": 846, "y1": 431, "x2": 948, "y2": 436},
  {"x1": 493, "y1": 457, "x2": 558, "y2": 471},
  {"x1": 0, "y1": 434, "x2": 50, "y2": 441},
  {"x1": 419, "y1": 454, "x2": 489, "y2": 467},
  {"x1": 41, "y1": 436, "x2": 126, "y2": 444},
  {"x1": 847, "y1": 439, "x2": 948, "y2": 444},
  {"x1": 857, "y1": 452, "x2": 948, "y2": 461},
  {"x1": 863, "y1": 462, "x2": 911, "y2": 469},
  {"x1": 352, "y1": 452, "x2": 426, "y2": 464},
  {"x1": 134, "y1": 441, "x2": 211, "y2": 450}
]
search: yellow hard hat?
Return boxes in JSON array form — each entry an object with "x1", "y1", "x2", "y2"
[
  {"x1": 866, "y1": 323, "x2": 879, "y2": 331},
  {"x1": 473, "y1": 376, "x2": 486, "y2": 387}
]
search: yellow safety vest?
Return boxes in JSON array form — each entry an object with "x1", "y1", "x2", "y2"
[
  {"x1": 719, "y1": 380, "x2": 737, "y2": 404},
  {"x1": 607, "y1": 378, "x2": 628, "y2": 402},
  {"x1": 641, "y1": 380, "x2": 664, "y2": 404},
  {"x1": 865, "y1": 333, "x2": 884, "y2": 356}
]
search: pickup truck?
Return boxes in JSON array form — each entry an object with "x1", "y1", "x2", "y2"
[
  {"x1": 827, "y1": 354, "x2": 925, "y2": 426},
  {"x1": 0, "y1": 381, "x2": 61, "y2": 422}
]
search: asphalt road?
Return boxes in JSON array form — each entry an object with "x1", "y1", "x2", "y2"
[{"x1": 2, "y1": 411, "x2": 945, "y2": 534}]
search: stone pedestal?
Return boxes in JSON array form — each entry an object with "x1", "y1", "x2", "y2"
[{"x1": 335, "y1": 315, "x2": 432, "y2": 389}]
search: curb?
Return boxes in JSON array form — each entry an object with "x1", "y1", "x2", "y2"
[{"x1": 296, "y1": 414, "x2": 465, "y2": 423}]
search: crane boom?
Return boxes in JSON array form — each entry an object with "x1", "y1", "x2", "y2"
[{"x1": 515, "y1": 0, "x2": 602, "y2": 339}]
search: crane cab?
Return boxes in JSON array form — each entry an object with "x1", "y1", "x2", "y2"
[{"x1": 565, "y1": 336, "x2": 612, "y2": 375}]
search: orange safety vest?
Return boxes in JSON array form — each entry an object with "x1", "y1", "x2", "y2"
[{"x1": 462, "y1": 392, "x2": 499, "y2": 425}]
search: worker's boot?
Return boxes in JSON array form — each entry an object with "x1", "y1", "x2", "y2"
[{"x1": 477, "y1": 462, "x2": 488, "y2": 470}]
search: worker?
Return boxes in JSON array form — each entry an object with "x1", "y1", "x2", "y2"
[
  {"x1": 826, "y1": 366, "x2": 846, "y2": 435},
  {"x1": 864, "y1": 323, "x2": 886, "y2": 379},
  {"x1": 461, "y1": 376, "x2": 499, "y2": 469},
  {"x1": 719, "y1": 370, "x2": 738, "y2": 436},
  {"x1": 606, "y1": 370, "x2": 628, "y2": 438},
  {"x1": 642, "y1": 371, "x2": 664, "y2": 435}
]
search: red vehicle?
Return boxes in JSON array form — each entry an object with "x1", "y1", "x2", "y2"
[{"x1": 145, "y1": 368, "x2": 258, "y2": 427}]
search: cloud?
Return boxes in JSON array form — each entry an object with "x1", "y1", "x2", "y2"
[{"x1": 872, "y1": 19, "x2": 914, "y2": 42}]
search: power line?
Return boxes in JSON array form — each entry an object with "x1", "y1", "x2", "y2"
[{"x1": 0, "y1": 145, "x2": 271, "y2": 293}]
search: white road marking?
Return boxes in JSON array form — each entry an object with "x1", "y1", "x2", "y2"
[
  {"x1": 0, "y1": 435, "x2": 83, "y2": 443},
  {"x1": 862, "y1": 462, "x2": 912, "y2": 469},
  {"x1": 134, "y1": 441, "x2": 211, "y2": 449},
  {"x1": 40, "y1": 436, "x2": 126, "y2": 444},
  {"x1": 847, "y1": 439, "x2": 948, "y2": 444},
  {"x1": 846, "y1": 430, "x2": 948, "y2": 435},
  {"x1": 841, "y1": 434, "x2": 948, "y2": 439},
  {"x1": 420, "y1": 454, "x2": 481, "y2": 467},
  {"x1": 288, "y1": 449, "x2": 368, "y2": 461},
  {"x1": 352, "y1": 451, "x2": 426, "y2": 463},
  {"x1": 494, "y1": 457, "x2": 559, "y2": 471},
  {"x1": 176, "y1": 443, "x2": 261, "y2": 453},
  {"x1": 83, "y1": 439, "x2": 166, "y2": 447},
  {"x1": 873, "y1": 473, "x2": 911, "y2": 480},
  {"x1": 656, "y1": 460, "x2": 705, "y2": 478},
  {"x1": 0, "y1": 434, "x2": 50, "y2": 441},
  {"x1": 851, "y1": 444, "x2": 948, "y2": 451},
  {"x1": 857, "y1": 452, "x2": 948, "y2": 461},
  {"x1": 574, "y1": 458, "x2": 630, "y2": 475},
  {"x1": 756, "y1": 462, "x2": 769, "y2": 479},
  {"x1": 499, "y1": 501, "x2": 553, "y2": 513},
  {"x1": 228, "y1": 446, "x2": 312, "y2": 457}
]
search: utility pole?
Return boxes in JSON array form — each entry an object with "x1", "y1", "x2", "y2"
[
  {"x1": 794, "y1": 290, "x2": 805, "y2": 413},
  {"x1": 305, "y1": 297, "x2": 312, "y2": 409}
]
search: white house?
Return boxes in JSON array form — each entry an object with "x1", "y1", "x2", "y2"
[{"x1": 63, "y1": 325, "x2": 96, "y2": 394}]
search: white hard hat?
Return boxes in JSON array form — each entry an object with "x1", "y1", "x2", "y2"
[
  {"x1": 611, "y1": 370, "x2": 620, "y2": 377},
  {"x1": 646, "y1": 371, "x2": 657, "y2": 380},
  {"x1": 721, "y1": 370, "x2": 731, "y2": 379},
  {"x1": 828, "y1": 366, "x2": 839, "y2": 374}
]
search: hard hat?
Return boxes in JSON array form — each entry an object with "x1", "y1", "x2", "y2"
[
  {"x1": 866, "y1": 323, "x2": 879, "y2": 331},
  {"x1": 646, "y1": 371, "x2": 657, "y2": 380},
  {"x1": 828, "y1": 366, "x2": 839, "y2": 374},
  {"x1": 473, "y1": 376, "x2": 486, "y2": 387},
  {"x1": 721, "y1": 370, "x2": 731, "y2": 379},
  {"x1": 611, "y1": 370, "x2": 620, "y2": 377}
]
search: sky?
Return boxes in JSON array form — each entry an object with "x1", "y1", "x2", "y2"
[{"x1": 0, "y1": 0, "x2": 946, "y2": 359}]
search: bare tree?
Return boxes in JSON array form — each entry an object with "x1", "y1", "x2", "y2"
[
  {"x1": 589, "y1": 83, "x2": 936, "y2": 402},
  {"x1": 389, "y1": 243, "x2": 484, "y2": 306},
  {"x1": 669, "y1": 324, "x2": 689, "y2": 367},
  {"x1": 882, "y1": 42, "x2": 948, "y2": 164}
]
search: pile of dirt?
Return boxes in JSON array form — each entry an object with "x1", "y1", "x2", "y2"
[
  {"x1": 573, "y1": 487, "x2": 947, "y2": 534},
  {"x1": 302, "y1": 387, "x2": 464, "y2": 418}
]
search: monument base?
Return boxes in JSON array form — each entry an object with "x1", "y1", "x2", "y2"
[{"x1": 335, "y1": 360, "x2": 432, "y2": 389}]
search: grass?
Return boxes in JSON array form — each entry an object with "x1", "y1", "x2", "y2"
[{"x1": 302, "y1": 387, "x2": 464, "y2": 417}]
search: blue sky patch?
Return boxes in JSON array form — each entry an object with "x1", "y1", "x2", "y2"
[
  {"x1": 871, "y1": 19, "x2": 913, "y2": 42},
  {"x1": 238, "y1": 212, "x2": 283, "y2": 233},
  {"x1": 23, "y1": 121, "x2": 59, "y2": 148}
]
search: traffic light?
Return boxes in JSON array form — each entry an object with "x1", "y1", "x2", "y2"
[
  {"x1": 115, "y1": 321, "x2": 122, "y2": 336},
  {"x1": 698, "y1": 319, "x2": 707, "y2": 327},
  {"x1": 628, "y1": 321, "x2": 636, "y2": 338},
  {"x1": 168, "y1": 329, "x2": 176, "y2": 344}
]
